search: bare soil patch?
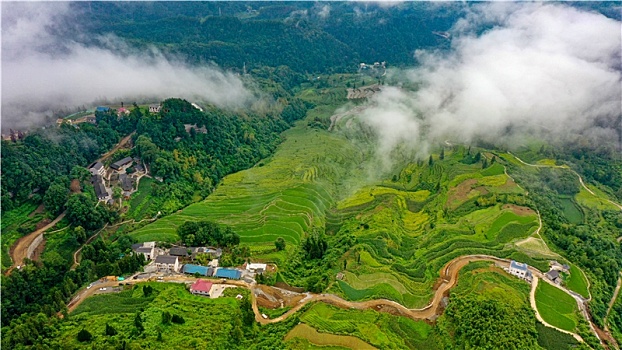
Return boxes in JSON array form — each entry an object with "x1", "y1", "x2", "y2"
[
  {"x1": 503, "y1": 204, "x2": 536, "y2": 216},
  {"x1": 446, "y1": 179, "x2": 478, "y2": 208},
  {"x1": 29, "y1": 204, "x2": 46, "y2": 218}
]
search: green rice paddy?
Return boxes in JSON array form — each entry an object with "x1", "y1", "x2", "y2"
[{"x1": 535, "y1": 281, "x2": 580, "y2": 332}]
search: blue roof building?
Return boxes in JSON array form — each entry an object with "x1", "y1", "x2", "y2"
[
  {"x1": 214, "y1": 268, "x2": 241, "y2": 280},
  {"x1": 182, "y1": 264, "x2": 214, "y2": 277},
  {"x1": 96, "y1": 106, "x2": 110, "y2": 112}
]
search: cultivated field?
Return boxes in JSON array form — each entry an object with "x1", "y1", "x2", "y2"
[
  {"x1": 285, "y1": 323, "x2": 376, "y2": 350},
  {"x1": 535, "y1": 281, "x2": 580, "y2": 332},
  {"x1": 131, "y1": 122, "x2": 364, "y2": 251}
]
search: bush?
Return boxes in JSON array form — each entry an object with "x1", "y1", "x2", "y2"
[
  {"x1": 77, "y1": 329, "x2": 92, "y2": 342},
  {"x1": 171, "y1": 314, "x2": 185, "y2": 324}
]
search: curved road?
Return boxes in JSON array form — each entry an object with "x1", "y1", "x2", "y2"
[
  {"x1": 5, "y1": 212, "x2": 66, "y2": 276},
  {"x1": 65, "y1": 254, "x2": 589, "y2": 342}
]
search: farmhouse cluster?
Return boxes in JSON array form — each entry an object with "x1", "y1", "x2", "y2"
[
  {"x1": 507, "y1": 259, "x2": 573, "y2": 286},
  {"x1": 131, "y1": 242, "x2": 268, "y2": 297},
  {"x1": 89, "y1": 155, "x2": 146, "y2": 203}
]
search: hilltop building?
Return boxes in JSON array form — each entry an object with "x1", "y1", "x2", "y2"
[{"x1": 508, "y1": 260, "x2": 532, "y2": 281}]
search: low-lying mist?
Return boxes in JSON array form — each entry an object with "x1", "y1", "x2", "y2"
[
  {"x1": 357, "y1": 3, "x2": 621, "y2": 169},
  {"x1": 1, "y1": 2, "x2": 253, "y2": 131}
]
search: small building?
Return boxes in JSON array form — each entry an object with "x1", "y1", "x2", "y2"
[
  {"x1": 245, "y1": 263, "x2": 267, "y2": 274},
  {"x1": 96, "y1": 106, "x2": 110, "y2": 112},
  {"x1": 545, "y1": 269, "x2": 562, "y2": 284},
  {"x1": 119, "y1": 173, "x2": 134, "y2": 191},
  {"x1": 170, "y1": 247, "x2": 191, "y2": 257},
  {"x1": 182, "y1": 264, "x2": 214, "y2": 277},
  {"x1": 154, "y1": 255, "x2": 180, "y2": 272},
  {"x1": 111, "y1": 157, "x2": 133, "y2": 171},
  {"x1": 208, "y1": 259, "x2": 219, "y2": 268},
  {"x1": 149, "y1": 104, "x2": 161, "y2": 113},
  {"x1": 132, "y1": 243, "x2": 155, "y2": 260},
  {"x1": 90, "y1": 162, "x2": 106, "y2": 177},
  {"x1": 91, "y1": 175, "x2": 109, "y2": 201},
  {"x1": 214, "y1": 268, "x2": 241, "y2": 280},
  {"x1": 189, "y1": 279, "x2": 213, "y2": 296},
  {"x1": 508, "y1": 260, "x2": 532, "y2": 281}
]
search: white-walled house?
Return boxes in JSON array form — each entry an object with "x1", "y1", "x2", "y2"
[{"x1": 154, "y1": 255, "x2": 180, "y2": 272}]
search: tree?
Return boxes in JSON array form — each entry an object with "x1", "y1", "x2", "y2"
[
  {"x1": 77, "y1": 329, "x2": 92, "y2": 342},
  {"x1": 105, "y1": 323, "x2": 117, "y2": 336},
  {"x1": 161, "y1": 311, "x2": 172, "y2": 325},
  {"x1": 43, "y1": 182, "x2": 69, "y2": 215},
  {"x1": 66, "y1": 194, "x2": 103, "y2": 230},
  {"x1": 440, "y1": 148, "x2": 445, "y2": 160},
  {"x1": 482, "y1": 158, "x2": 489, "y2": 169},
  {"x1": 428, "y1": 155, "x2": 433, "y2": 166},
  {"x1": 112, "y1": 187, "x2": 123, "y2": 201},
  {"x1": 275, "y1": 237, "x2": 286, "y2": 251},
  {"x1": 74, "y1": 226, "x2": 87, "y2": 244},
  {"x1": 171, "y1": 314, "x2": 185, "y2": 324},
  {"x1": 134, "y1": 311, "x2": 144, "y2": 333}
]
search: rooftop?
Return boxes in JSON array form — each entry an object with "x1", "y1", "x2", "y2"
[
  {"x1": 170, "y1": 247, "x2": 191, "y2": 256},
  {"x1": 155, "y1": 255, "x2": 178, "y2": 264},
  {"x1": 546, "y1": 269, "x2": 560, "y2": 279},
  {"x1": 190, "y1": 279, "x2": 213, "y2": 293},
  {"x1": 510, "y1": 260, "x2": 528, "y2": 271},
  {"x1": 214, "y1": 268, "x2": 241, "y2": 280},
  {"x1": 183, "y1": 264, "x2": 213, "y2": 276}
]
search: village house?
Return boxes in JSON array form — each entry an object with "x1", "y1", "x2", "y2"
[
  {"x1": 545, "y1": 269, "x2": 562, "y2": 285},
  {"x1": 132, "y1": 242, "x2": 156, "y2": 260},
  {"x1": 149, "y1": 104, "x2": 161, "y2": 113},
  {"x1": 89, "y1": 162, "x2": 106, "y2": 177},
  {"x1": 245, "y1": 263, "x2": 267, "y2": 274},
  {"x1": 189, "y1": 279, "x2": 213, "y2": 296},
  {"x1": 96, "y1": 106, "x2": 110, "y2": 113},
  {"x1": 508, "y1": 260, "x2": 532, "y2": 281},
  {"x1": 119, "y1": 173, "x2": 134, "y2": 194},
  {"x1": 91, "y1": 175, "x2": 110, "y2": 201},
  {"x1": 111, "y1": 157, "x2": 133, "y2": 171},
  {"x1": 154, "y1": 255, "x2": 180, "y2": 272},
  {"x1": 169, "y1": 247, "x2": 192, "y2": 257}
]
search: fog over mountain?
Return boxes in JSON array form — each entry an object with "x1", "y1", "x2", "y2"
[
  {"x1": 359, "y1": 3, "x2": 621, "y2": 167},
  {"x1": 1, "y1": 2, "x2": 253, "y2": 131}
]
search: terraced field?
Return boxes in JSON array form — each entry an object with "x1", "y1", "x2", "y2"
[
  {"x1": 299, "y1": 303, "x2": 436, "y2": 349},
  {"x1": 332, "y1": 149, "x2": 545, "y2": 308},
  {"x1": 131, "y1": 118, "x2": 366, "y2": 250},
  {"x1": 535, "y1": 281, "x2": 580, "y2": 332}
]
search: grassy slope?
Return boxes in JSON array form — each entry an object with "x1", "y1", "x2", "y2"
[
  {"x1": 332, "y1": 148, "x2": 543, "y2": 308},
  {"x1": 62, "y1": 282, "x2": 241, "y2": 348},
  {"x1": 285, "y1": 323, "x2": 376, "y2": 350},
  {"x1": 299, "y1": 303, "x2": 436, "y2": 350},
  {"x1": 130, "y1": 108, "x2": 365, "y2": 254},
  {"x1": 1, "y1": 202, "x2": 45, "y2": 269},
  {"x1": 564, "y1": 264, "x2": 590, "y2": 299},
  {"x1": 535, "y1": 281, "x2": 580, "y2": 332}
]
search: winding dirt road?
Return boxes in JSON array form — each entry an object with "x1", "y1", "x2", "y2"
[{"x1": 5, "y1": 212, "x2": 66, "y2": 276}]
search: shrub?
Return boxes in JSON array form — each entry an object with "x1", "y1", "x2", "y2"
[{"x1": 77, "y1": 329, "x2": 92, "y2": 342}]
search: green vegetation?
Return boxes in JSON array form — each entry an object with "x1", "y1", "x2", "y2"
[
  {"x1": 535, "y1": 281, "x2": 580, "y2": 332},
  {"x1": 285, "y1": 323, "x2": 376, "y2": 350},
  {"x1": 300, "y1": 303, "x2": 436, "y2": 349},
  {"x1": 0, "y1": 201, "x2": 43, "y2": 270},
  {"x1": 126, "y1": 177, "x2": 156, "y2": 220},
  {"x1": 535, "y1": 322, "x2": 579, "y2": 350},
  {"x1": 565, "y1": 264, "x2": 590, "y2": 299},
  {"x1": 437, "y1": 262, "x2": 539, "y2": 349},
  {"x1": 558, "y1": 197, "x2": 584, "y2": 224}
]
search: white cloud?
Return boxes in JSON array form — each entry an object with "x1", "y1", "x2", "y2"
[
  {"x1": 357, "y1": 2, "x2": 621, "y2": 166},
  {"x1": 1, "y1": 2, "x2": 253, "y2": 130}
]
